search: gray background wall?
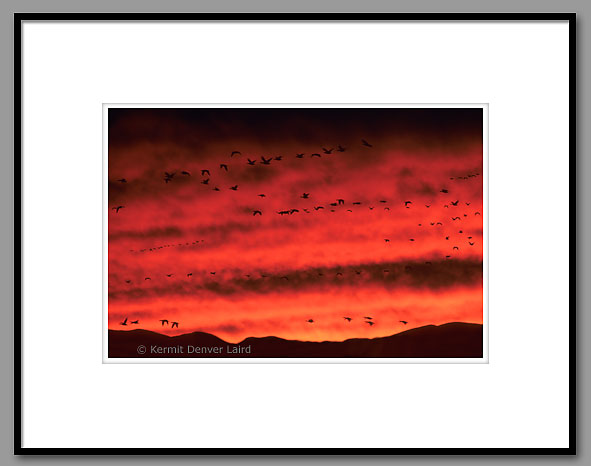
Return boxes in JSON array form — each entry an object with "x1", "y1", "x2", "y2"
[{"x1": 2, "y1": 0, "x2": 588, "y2": 464}]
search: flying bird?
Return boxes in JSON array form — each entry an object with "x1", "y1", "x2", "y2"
[
  {"x1": 365, "y1": 321, "x2": 375, "y2": 326},
  {"x1": 166, "y1": 274, "x2": 173, "y2": 277},
  {"x1": 201, "y1": 178, "x2": 210, "y2": 185},
  {"x1": 160, "y1": 319, "x2": 169, "y2": 326},
  {"x1": 220, "y1": 164, "x2": 228, "y2": 171},
  {"x1": 322, "y1": 147, "x2": 333, "y2": 154},
  {"x1": 314, "y1": 206, "x2": 324, "y2": 210},
  {"x1": 181, "y1": 170, "x2": 191, "y2": 176},
  {"x1": 130, "y1": 320, "x2": 139, "y2": 324},
  {"x1": 337, "y1": 199, "x2": 344, "y2": 205},
  {"x1": 453, "y1": 246, "x2": 459, "y2": 250},
  {"x1": 247, "y1": 158, "x2": 256, "y2": 165},
  {"x1": 364, "y1": 316, "x2": 373, "y2": 320},
  {"x1": 144, "y1": 277, "x2": 151, "y2": 280},
  {"x1": 253, "y1": 210, "x2": 262, "y2": 216},
  {"x1": 361, "y1": 139, "x2": 372, "y2": 147},
  {"x1": 469, "y1": 242, "x2": 475, "y2": 246},
  {"x1": 116, "y1": 178, "x2": 127, "y2": 183},
  {"x1": 296, "y1": 153, "x2": 304, "y2": 158},
  {"x1": 258, "y1": 194, "x2": 266, "y2": 198},
  {"x1": 125, "y1": 280, "x2": 131, "y2": 284},
  {"x1": 306, "y1": 319, "x2": 314, "y2": 323},
  {"x1": 425, "y1": 204, "x2": 431, "y2": 208},
  {"x1": 399, "y1": 320, "x2": 408, "y2": 325},
  {"x1": 336, "y1": 145, "x2": 346, "y2": 152},
  {"x1": 301, "y1": 193, "x2": 310, "y2": 199},
  {"x1": 274, "y1": 156, "x2": 283, "y2": 161},
  {"x1": 201, "y1": 169, "x2": 210, "y2": 176},
  {"x1": 120, "y1": 317, "x2": 128, "y2": 326},
  {"x1": 451, "y1": 200, "x2": 460, "y2": 206},
  {"x1": 409, "y1": 238, "x2": 415, "y2": 242},
  {"x1": 343, "y1": 317, "x2": 352, "y2": 322},
  {"x1": 229, "y1": 185, "x2": 239, "y2": 191},
  {"x1": 230, "y1": 151, "x2": 241, "y2": 157},
  {"x1": 404, "y1": 201, "x2": 412, "y2": 207},
  {"x1": 112, "y1": 205, "x2": 125, "y2": 213},
  {"x1": 384, "y1": 239, "x2": 390, "y2": 243},
  {"x1": 440, "y1": 189, "x2": 449, "y2": 193},
  {"x1": 171, "y1": 322, "x2": 179, "y2": 329},
  {"x1": 310, "y1": 153, "x2": 321, "y2": 158},
  {"x1": 260, "y1": 156, "x2": 272, "y2": 165},
  {"x1": 187, "y1": 273, "x2": 193, "y2": 277},
  {"x1": 213, "y1": 186, "x2": 220, "y2": 191}
]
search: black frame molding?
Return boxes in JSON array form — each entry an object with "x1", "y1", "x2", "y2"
[{"x1": 13, "y1": 12, "x2": 577, "y2": 456}]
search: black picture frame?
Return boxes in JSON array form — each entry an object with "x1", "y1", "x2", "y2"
[{"x1": 13, "y1": 12, "x2": 577, "y2": 456}]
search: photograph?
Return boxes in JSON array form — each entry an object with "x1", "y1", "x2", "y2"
[{"x1": 106, "y1": 106, "x2": 485, "y2": 360}]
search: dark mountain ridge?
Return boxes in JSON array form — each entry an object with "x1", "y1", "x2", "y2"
[{"x1": 108, "y1": 322, "x2": 483, "y2": 358}]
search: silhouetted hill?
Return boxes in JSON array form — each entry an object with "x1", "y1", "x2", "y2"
[{"x1": 108, "y1": 322, "x2": 483, "y2": 358}]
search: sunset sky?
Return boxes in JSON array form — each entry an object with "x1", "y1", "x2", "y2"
[{"x1": 108, "y1": 107, "x2": 483, "y2": 342}]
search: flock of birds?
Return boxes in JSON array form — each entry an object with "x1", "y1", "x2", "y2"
[{"x1": 112, "y1": 138, "x2": 482, "y2": 335}]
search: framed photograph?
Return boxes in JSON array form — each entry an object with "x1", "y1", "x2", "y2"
[{"x1": 15, "y1": 13, "x2": 575, "y2": 454}]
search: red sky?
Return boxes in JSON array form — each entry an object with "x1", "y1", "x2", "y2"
[{"x1": 108, "y1": 108, "x2": 483, "y2": 342}]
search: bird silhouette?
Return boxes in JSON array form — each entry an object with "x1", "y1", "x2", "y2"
[
  {"x1": 451, "y1": 200, "x2": 460, "y2": 206},
  {"x1": 220, "y1": 164, "x2": 228, "y2": 171},
  {"x1": 187, "y1": 273, "x2": 193, "y2": 277},
  {"x1": 364, "y1": 316, "x2": 373, "y2": 320},
  {"x1": 384, "y1": 239, "x2": 390, "y2": 243},
  {"x1": 337, "y1": 199, "x2": 344, "y2": 205},
  {"x1": 261, "y1": 156, "x2": 272, "y2": 165},
  {"x1": 213, "y1": 186, "x2": 220, "y2": 191},
  {"x1": 201, "y1": 169, "x2": 210, "y2": 176},
  {"x1": 171, "y1": 322, "x2": 179, "y2": 329},
  {"x1": 322, "y1": 147, "x2": 333, "y2": 154},
  {"x1": 301, "y1": 193, "x2": 310, "y2": 199},
  {"x1": 453, "y1": 246, "x2": 459, "y2": 250},
  {"x1": 452, "y1": 217, "x2": 461, "y2": 221},
  {"x1": 445, "y1": 236, "x2": 449, "y2": 240},
  {"x1": 230, "y1": 151, "x2": 241, "y2": 157},
  {"x1": 425, "y1": 204, "x2": 431, "y2": 208},
  {"x1": 112, "y1": 206, "x2": 125, "y2": 213},
  {"x1": 440, "y1": 189, "x2": 449, "y2": 193},
  {"x1": 274, "y1": 156, "x2": 283, "y2": 161},
  {"x1": 469, "y1": 242, "x2": 475, "y2": 246},
  {"x1": 125, "y1": 280, "x2": 131, "y2": 284},
  {"x1": 181, "y1": 170, "x2": 191, "y2": 176},
  {"x1": 314, "y1": 206, "x2": 324, "y2": 210},
  {"x1": 352, "y1": 202, "x2": 361, "y2": 205},
  {"x1": 247, "y1": 158, "x2": 256, "y2": 165},
  {"x1": 258, "y1": 194, "x2": 266, "y2": 198},
  {"x1": 120, "y1": 317, "x2": 128, "y2": 326},
  {"x1": 116, "y1": 178, "x2": 127, "y2": 183},
  {"x1": 343, "y1": 317, "x2": 352, "y2": 322},
  {"x1": 336, "y1": 145, "x2": 346, "y2": 152},
  {"x1": 201, "y1": 178, "x2": 210, "y2": 185},
  {"x1": 166, "y1": 273, "x2": 173, "y2": 277},
  {"x1": 475, "y1": 212, "x2": 481, "y2": 215},
  {"x1": 144, "y1": 277, "x2": 151, "y2": 280},
  {"x1": 365, "y1": 321, "x2": 375, "y2": 326},
  {"x1": 296, "y1": 153, "x2": 304, "y2": 158},
  {"x1": 399, "y1": 320, "x2": 408, "y2": 325},
  {"x1": 210, "y1": 272, "x2": 216, "y2": 275},
  {"x1": 306, "y1": 319, "x2": 314, "y2": 323},
  {"x1": 160, "y1": 319, "x2": 169, "y2": 326},
  {"x1": 409, "y1": 238, "x2": 415, "y2": 242},
  {"x1": 229, "y1": 185, "x2": 238, "y2": 191},
  {"x1": 466, "y1": 202, "x2": 471, "y2": 206},
  {"x1": 361, "y1": 139, "x2": 372, "y2": 147},
  {"x1": 131, "y1": 320, "x2": 139, "y2": 324},
  {"x1": 310, "y1": 153, "x2": 321, "y2": 158},
  {"x1": 253, "y1": 210, "x2": 262, "y2": 216}
]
